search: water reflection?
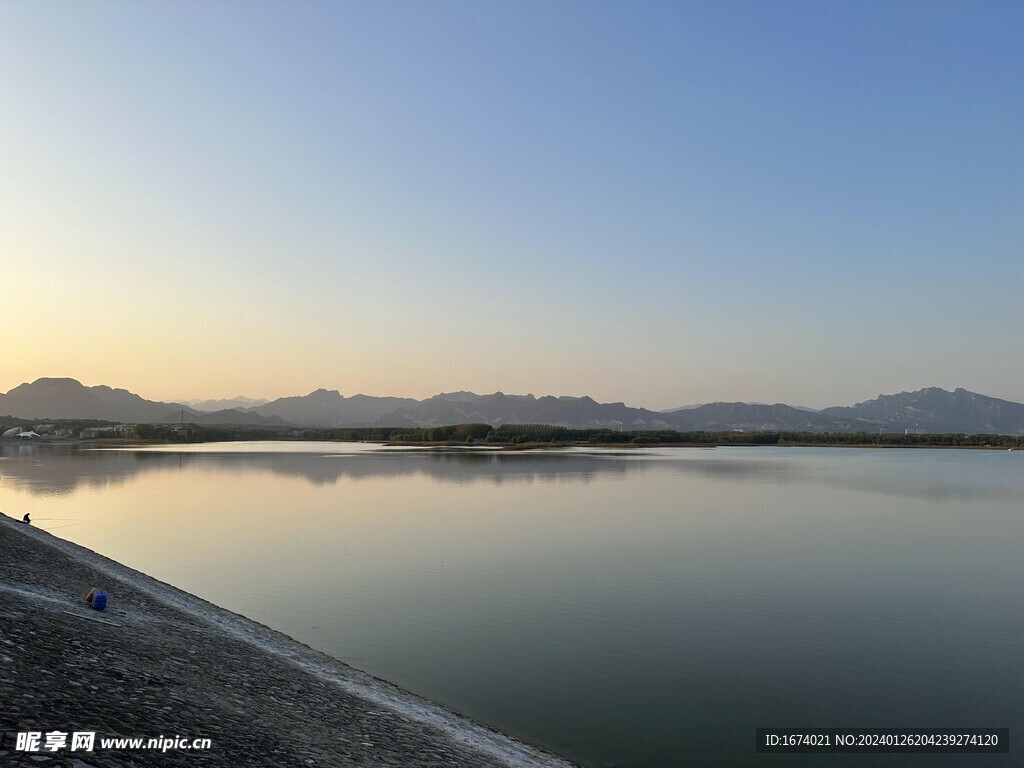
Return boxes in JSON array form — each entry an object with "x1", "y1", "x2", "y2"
[
  {"x1": 2, "y1": 442, "x2": 1021, "y2": 505},
  {"x1": 1, "y1": 442, "x2": 1021, "y2": 768},
  {"x1": 1, "y1": 443, "x2": 646, "y2": 494}
]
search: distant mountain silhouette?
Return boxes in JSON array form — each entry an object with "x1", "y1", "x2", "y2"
[
  {"x1": 247, "y1": 389, "x2": 418, "y2": 427},
  {"x1": 377, "y1": 392, "x2": 680, "y2": 429},
  {"x1": 0, "y1": 379, "x2": 285, "y2": 426},
  {"x1": 186, "y1": 396, "x2": 269, "y2": 412},
  {"x1": 820, "y1": 387, "x2": 1024, "y2": 434},
  {"x1": 3, "y1": 379, "x2": 1024, "y2": 434},
  {"x1": 428, "y1": 391, "x2": 486, "y2": 404},
  {"x1": 674, "y1": 402, "x2": 841, "y2": 432},
  {"x1": 154, "y1": 408, "x2": 291, "y2": 427},
  {"x1": 0, "y1": 378, "x2": 187, "y2": 422}
]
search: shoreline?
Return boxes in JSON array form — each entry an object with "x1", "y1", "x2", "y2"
[
  {"x1": 0, "y1": 514, "x2": 578, "y2": 767},
  {"x1": 5, "y1": 437, "x2": 1017, "y2": 452}
]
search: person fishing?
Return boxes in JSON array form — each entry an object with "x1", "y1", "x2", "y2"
[{"x1": 21, "y1": 513, "x2": 30, "y2": 524}]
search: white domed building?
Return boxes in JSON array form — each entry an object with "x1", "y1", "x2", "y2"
[{"x1": 2, "y1": 428, "x2": 40, "y2": 439}]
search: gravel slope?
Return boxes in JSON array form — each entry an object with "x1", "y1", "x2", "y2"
[{"x1": 0, "y1": 514, "x2": 578, "y2": 768}]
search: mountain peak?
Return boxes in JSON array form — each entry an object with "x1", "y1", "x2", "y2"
[
  {"x1": 429, "y1": 391, "x2": 482, "y2": 403},
  {"x1": 306, "y1": 388, "x2": 343, "y2": 399},
  {"x1": 28, "y1": 377, "x2": 84, "y2": 388}
]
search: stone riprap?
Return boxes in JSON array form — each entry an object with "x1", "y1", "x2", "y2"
[{"x1": 0, "y1": 514, "x2": 577, "y2": 768}]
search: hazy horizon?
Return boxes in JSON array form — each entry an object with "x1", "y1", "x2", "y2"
[{"x1": 3, "y1": 2, "x2": 1021, "y2": 411}]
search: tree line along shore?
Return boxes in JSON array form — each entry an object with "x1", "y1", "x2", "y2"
[{"x1": 2, "y1": 417, "x2": 1023, "y2": 449}]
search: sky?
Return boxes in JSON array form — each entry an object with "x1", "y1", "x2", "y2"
[{"x1": 1, "y1": 1, "x2": 1021, "y2": 410}]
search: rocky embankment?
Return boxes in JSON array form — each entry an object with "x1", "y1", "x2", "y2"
[{"x1": 0, "y1": 514, "x2": 576, "y2": 768}]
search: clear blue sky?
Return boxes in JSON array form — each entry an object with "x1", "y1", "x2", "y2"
[{"x1": 1, "y1": 1, "x2": 1021, "y2": 408}]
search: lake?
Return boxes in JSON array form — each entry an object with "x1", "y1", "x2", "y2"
[{"x1": 1, "y1": 442, "x2": 1020, "y2": 767}]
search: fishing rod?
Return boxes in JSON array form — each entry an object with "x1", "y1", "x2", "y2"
[
  {"x1": 22, "y1": 520, "x2": 85, "y2": 528},
  {"x1": 37, "y1": 521, "x2": 88, "y2": 531}
]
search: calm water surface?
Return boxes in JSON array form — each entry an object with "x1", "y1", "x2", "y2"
[{"x1": 2, "y1": 442, "x2": 1021, "y2": 767}]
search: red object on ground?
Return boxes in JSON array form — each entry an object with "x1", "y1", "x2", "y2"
[{"x1": 85, "y1": 588, "x2": 98, "y2": 605}]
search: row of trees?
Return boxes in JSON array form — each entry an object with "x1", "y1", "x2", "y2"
[
  {"x1": 307, "y1": 424, "x2": 1020, "y2": 448},
  {"x1": 490, "y1": 425, "x2": 780, "y2": 445},
  {"x1": 309, "y1": 424, "x2": 491, "y2": 442},
  {"x1": 0, "y1": 416, "x2": 127, "y2": 437},
  {"x1": 486, "y1": 426, "x2": 1024, "y2": 447},
  {"x1": 133, "y1": 424, "x2": 1024, "y2": 448},
  {"x1": 778, "y1": 431, "x2": 1024, "y2": 447},
  {"x1": 133, "y1": 424, "x2": 293, "y2": 442},
  {"x1": 8, "y1": 417, "x2": 1021, "y2": 448}
]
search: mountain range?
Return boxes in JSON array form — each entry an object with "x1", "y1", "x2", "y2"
[
  {"x1": 184, "y1": 396, "x2": 269, "y2": 411},
  {"x1": 2, "y1": 378, "x2": 1024, "y2": 435},
  {"x1": 0, "y1": 379, "x2": 289, "y2": 427}
]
